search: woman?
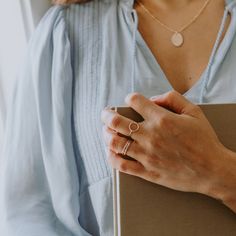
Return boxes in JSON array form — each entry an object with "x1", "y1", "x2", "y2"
[{"x1": 1, "y1": 0, "x2": 236, "y2": 235}]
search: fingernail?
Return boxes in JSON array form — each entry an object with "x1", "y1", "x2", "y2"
[
  {"x1": 150, "y1": 95, "x2": 162, "y2": 100},
  {"x1": 150, "y1": 96, "x2": 158, "y2": 100}
]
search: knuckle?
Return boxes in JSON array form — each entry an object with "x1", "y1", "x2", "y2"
[
  {"x1": 158, "y1": 115, "x2": 178, "y2": 136},
  {"x1": 127, "y1": 92, "x2": 140, "y2": 104},
  {"x1": 148, "y1": 170, "x2": 162, "y2": 183},
  {"x1": 109, "y1": 136, "x2": 119, "y2": 150},
  {"x1": 131, "y1": 144, "x2": 139, "y2": 156},
  {"x1": 189, "y1": 104, "x2": 202, "y2": 115},
  {"x1": 150, "y1": 136, "x2": 162, "y2": 149},
  {"x1": 193, "y1": 105, "x2": 201, "y2": 113},
  {"x1": 110, "y1": 115, "x2": 121, "y2": 128},
  {"x1": 146, "y1": 153, "x2": 159, "y2": 167},
  {"x1": 119, "y1": 161, "x2": 128, "y2": 172},
  {"x1": 166, "y1": 90, "x2": 178, "y2": 100},
  {"x1": 158, "y1": 114, "x2": 170, "y2": 128}
]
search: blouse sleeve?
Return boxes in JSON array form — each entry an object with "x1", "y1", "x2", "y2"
[{"x1": 0, "y1": 6, "x2": 90, "y2": 236}]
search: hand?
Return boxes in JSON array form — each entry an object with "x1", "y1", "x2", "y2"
[{"x1": 101, "y1": 91, "x2": 236, "y2": 201}]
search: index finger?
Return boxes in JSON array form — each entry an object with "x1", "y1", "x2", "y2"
[{"x1": 125, "y1": 93, "x2": 171, "y2": 119}]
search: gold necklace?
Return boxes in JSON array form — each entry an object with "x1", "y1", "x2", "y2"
[{"x1": 136, "y1": 0, "x2": 212, "y2": 47}]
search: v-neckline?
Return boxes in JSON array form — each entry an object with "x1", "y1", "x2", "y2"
[{"x1": 133, "y1": 1, "x2": 233, "y2": 97}]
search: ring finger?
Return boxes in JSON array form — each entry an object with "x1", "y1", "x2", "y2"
[{"x1": 102, "y1": 126, "x2": 146, "y2": 163}]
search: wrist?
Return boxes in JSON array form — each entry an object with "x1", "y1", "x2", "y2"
[{"x1": 205, "y1": 145, "x2": 236, "y2": 212}]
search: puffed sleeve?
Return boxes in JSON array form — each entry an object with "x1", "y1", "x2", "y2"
[{"x1": 0, "y1": 6, "x2": 91, "y2": 236}]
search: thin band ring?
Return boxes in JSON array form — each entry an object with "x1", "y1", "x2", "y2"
[{"x1": 121, "y1": 139, "x2": 133, "y2": 156}]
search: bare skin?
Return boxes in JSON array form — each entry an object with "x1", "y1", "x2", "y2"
[
  {"x1": 102, "y1": 0, "x2": 236, "y2": 213},
  {"x1": 135, "y1": 0, "x2": 231, "y2": 94}
]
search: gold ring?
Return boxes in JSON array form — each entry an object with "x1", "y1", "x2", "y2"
[
  {"x1": 121, "y1": 139, "x2": 133, "y2": 156},
  {"x1": 128, "y1": 121, "x2": 140, "y2": 137}
]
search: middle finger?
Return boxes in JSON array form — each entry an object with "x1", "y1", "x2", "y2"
[
  {"x1": 102, "y1": 126, "x2": 147, "y2": 163},
  {"x1": 101, "y1": 108, "x2": 143, "y2": 139}
]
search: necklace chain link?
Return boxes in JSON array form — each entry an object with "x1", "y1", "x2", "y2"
[{"x1": 136, "y1": 0, "x2": 212, "y2": 34}]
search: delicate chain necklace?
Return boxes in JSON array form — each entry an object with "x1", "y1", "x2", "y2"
[{"x1": 136, "y1": 0, "x2": 212, "y2": 47}]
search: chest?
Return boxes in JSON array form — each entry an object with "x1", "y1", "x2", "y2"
[
  {"x1": 69, "y1": 1, "x2": 236, "y2": 187},
  {"x1": 135, "y1": 0, "x2": 231, "y2": 94}
]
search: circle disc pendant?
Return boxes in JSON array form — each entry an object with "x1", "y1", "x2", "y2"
[{"x1": 171, "y1": 32, "x2": 184, "y2": 47}]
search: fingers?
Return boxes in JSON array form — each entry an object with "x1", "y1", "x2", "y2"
[
  {"x1": 107, "y1": 150, "x2": 146, "y2": 177},
  {"x1": 101, "y1": 108, "x2": 144, "y2": 139},
  {"x1": 125, "y1": 93, "x2": 171, "y2": 119},
  {"x1": 102, "y1": 126, "x2": 147, "y2": 163},
  {"x1": 150, "y1": 90, "x2": 201, "y2": 117}
]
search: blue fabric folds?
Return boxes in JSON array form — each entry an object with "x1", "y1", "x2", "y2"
[{"x1": 0, "y1": 6, "x2": 90, "y2": 236}]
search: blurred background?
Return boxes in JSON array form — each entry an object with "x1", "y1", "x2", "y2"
[{"x1": 0, "y1": 0, "x2": 51, "y2": 149}]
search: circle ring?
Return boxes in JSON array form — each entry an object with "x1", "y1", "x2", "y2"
[{"x1": 128, "y1": 121, "x2": 140, "y2": 137}]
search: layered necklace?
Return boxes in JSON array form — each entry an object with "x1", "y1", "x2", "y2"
[{"x1": 136, "y1": 0, "x2": 212, "y2": 47}]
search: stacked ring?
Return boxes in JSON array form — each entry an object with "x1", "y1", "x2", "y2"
[{"x1": 121, "y1": 139, "x2": 133, "y2": 156}]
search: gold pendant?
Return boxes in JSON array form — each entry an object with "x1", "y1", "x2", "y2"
[{"x1": 171, "y1": 32, "x2": 184, "y2": 47}]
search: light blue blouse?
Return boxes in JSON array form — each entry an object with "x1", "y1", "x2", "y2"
[{"x1": 1, "y1": 0, "x2": 236, "y2": 235}]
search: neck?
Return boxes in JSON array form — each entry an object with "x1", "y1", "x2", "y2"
[{"x1": 140, "y1": 0, "x2": 196, "y2": 10}]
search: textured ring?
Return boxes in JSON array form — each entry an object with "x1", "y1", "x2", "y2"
[
  {"x1": 128, "y1": 121, "x2": 140, "y2": 137},
  {"x1": 121, "y1": 139, "x2": 133, "y2": 156}
]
